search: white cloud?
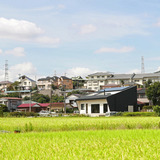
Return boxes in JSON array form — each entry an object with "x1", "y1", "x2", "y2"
[
  {"x1": 95, "y1": 46, "x2": 134, "y2": 54},
  {"x1": 5, "y1": 47, "x2": 25, "y2": 57},
  {"x1": 0, "y1": 17, "x2": 60, "y2": 46},
  {"x1": 9, "y1": 62, "x2": 37, "y2": 81},
  {"x1": 80, "y1": 24, "x2": 97, "y2": 34},
  {"x1": 0, "y1": 62, "x2": 37, "y2": 82},
  {"x1": 126, "y1": 69, "x2": 141, "y2": 74},
  {"x1": 66, "y1": 67, "x2": 95, "y2": 78},
  {"x1": 35, "y1": 36, "x2": 60, "y2": 46},
  {"x1": 57, "y1": 4, "x2": 66, "y2": 9},
  {"x1": 0, "y1": 49, "x2": 2, "y2": 54}
]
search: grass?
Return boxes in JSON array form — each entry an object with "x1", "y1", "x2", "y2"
[
  {"x1": 1, "y1": 130, "x2": 160, "y2": 159},
  {"x1": 1, "y1": 117, "x2": 160, "y2": 159},
  {"x1": 1, "y1": 117, "x2": 160, "y2": 132}
]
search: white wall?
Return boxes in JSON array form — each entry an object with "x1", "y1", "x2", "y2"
[{"x1": 77, "y1": 99, "x2": 108, "y2": 114}]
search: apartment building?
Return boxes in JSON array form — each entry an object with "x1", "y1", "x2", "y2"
[{"x1": 86, "y1": 72, "x2": 160, "y2": 91}]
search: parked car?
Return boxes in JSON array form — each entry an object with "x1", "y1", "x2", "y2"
[
  {"x1": 38, "y1": 110, "x2": 50, "y2": 116},
  {"x1": 105, "y1": 111, "x2": 118, "y2": 117},
  {"x1": 73, "y1": 110, "x2": 80, "y2": 114}
]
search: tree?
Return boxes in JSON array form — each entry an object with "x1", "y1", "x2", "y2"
[
  {"x1": 51, "y1": 95, "x2": 64, "y2": 102},
  {"x1": 0, "y1": 104, "x2": 8, "y2": 116},
  {"x1": 144, "y1": 79, "x2": 152, "y2": 88},
  {"x1": 153, "y1": 105, "x2": 160, "y2": 116},
  {"x1": 146, "y1": 82, "x2": 160, "y2": 105},
  {"x1": 32, "y1": 94, "x2": 50, "y2": 103}
]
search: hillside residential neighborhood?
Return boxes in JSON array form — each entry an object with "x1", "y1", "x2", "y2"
[{"x1": 0, "y1": 71, "x2": 159, "y2": 116}]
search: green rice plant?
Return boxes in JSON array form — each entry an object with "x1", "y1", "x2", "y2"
[{"x1": 1, "y1": 130, "x2": 160, "y2": 159}]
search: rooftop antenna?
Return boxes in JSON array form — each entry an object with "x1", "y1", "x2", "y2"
[
  {"x1": 141, "y1": 56, "x2": 145, "y2": 74},
  {"x1": 4, "y1": 60, "x2": 9, "y2": 81}
]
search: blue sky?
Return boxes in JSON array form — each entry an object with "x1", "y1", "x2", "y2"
[{"x1": 0, "y1": 0, "x2": 160, "y2": 81}]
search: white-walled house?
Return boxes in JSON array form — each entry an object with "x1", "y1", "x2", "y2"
[
  {"x1": 85, "y1": 72, "x2": 160, "y2": 91},
  {"x1": 76, "y1": 86, "x2": 137, "y2": 116},
  {"x1": 65, "y1": 94, "x2": 81, "y2": 108},
  {"x1": 19, "y1": 75, "x2": 36, "y2": 90}
]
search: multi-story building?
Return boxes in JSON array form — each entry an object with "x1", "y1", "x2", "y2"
[
  {"x1": 37, "y1": 76, "x2": 59, "y2": 90},
  {"x1": 85, "y1": 72, "x2": 160, "y2": 91},
  {"x1": 19, "y1": 75, "x2": 36, "y2": 90},
  {"x1": 58, "y1": 76, "x2": 73, "y2": 90}
]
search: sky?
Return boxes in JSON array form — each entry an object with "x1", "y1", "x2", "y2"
[{"x1": 1, "y1": 0, "x2": 160, "y2": 81}]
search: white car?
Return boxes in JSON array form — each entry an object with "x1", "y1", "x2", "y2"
[{"x1": 39, "y1": 110, "x2": 50, "y2": 116}]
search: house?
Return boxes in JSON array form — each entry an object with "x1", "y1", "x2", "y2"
[
  {"x1": 0, "y1": 97, "x2": 22, "y2": 112},
  {"x1": 17, "y1": 102, "x2": 64, "y2": 112},
  {"x1": 58, "y1": 76, "x2": 73, "y2": 90},
  {"x1": 76, "y1": 86, "x2": 137, "y2": 116},
  {"x1": 137, "y1": 88, "x2": 150, "y2": 110},
  {"x1": 19, "y1": 75, "x2": 36, "y2": 90},
  {"x1": 65, "y1": 94, "x2": 81, "y2": 108},
  {"x1": 37, "y1": 76, "x2": 59, "y2": 90},
  {"x1": 85, "y1": 72, "x2": 160, "y2": 91},
  {"x1": 71, "y1": 76, "x2": 86, "y2": 89},
  {"x1": 0, "y1": 81, "x2": 12, "y2": 91}
]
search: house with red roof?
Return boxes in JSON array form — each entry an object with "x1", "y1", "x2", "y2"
[{"x1": 17, "y1": 102, "x2": 64, "y2": 112}]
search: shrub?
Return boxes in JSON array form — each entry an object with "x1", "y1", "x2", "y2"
[
  {"x1": 116, "y1": 112, "x2": 155, "y2": 117},
  {"x1": 153, "y1": 105, "x2": 160, "y2": 116}
]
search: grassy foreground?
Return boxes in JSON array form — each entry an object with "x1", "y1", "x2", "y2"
[
  {"x1": 1, "y1": 117, "x2": 160, "y2": 132},
  {"x1": 1, "y1": 130, "x2": 160, "y2": 159}
]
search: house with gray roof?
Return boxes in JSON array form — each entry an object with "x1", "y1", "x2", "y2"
[
  {"x1": 86, "y1": 72, "x2": 160, "y2": 91},
  {"x1": 76, "y1": 86, "x2": 137, "y2": 116}
]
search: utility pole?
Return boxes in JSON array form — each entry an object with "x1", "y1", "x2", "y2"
[
  {"x1": 4, "y1": 60, "x2": 9, "y2": 81},
  {"x1": 141, "y1": 56, "x2": 145, "y2": 74}
]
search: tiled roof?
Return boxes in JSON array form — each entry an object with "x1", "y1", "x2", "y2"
[
  {"x1": 0, "y1": 81, "x2": 12, "y2": 84},
  {"x1": 18, "y1": 102, "x2": 64, "y2": 108},
  {"x1": 0, "y1": 97, "x2": 21, "y2": 100}
]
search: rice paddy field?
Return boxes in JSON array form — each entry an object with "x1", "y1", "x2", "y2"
[{"x1": 1, "y1": 117, "x2": 160, "y2": 159}]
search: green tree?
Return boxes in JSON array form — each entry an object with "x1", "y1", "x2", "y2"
[
  {"x1": 0, "y1": 104, "x2": 8, "y2": 116},
  {"x1": 153, "y1": 105, "x2": 160, "y2": 116},
  {"x1": 32, "y1": 94, "x2": 50, "y2": 103},
  {"x1": 144, "y1": 79, "x2": 152, "y2": 88},
  {"x1": 51, "y1": 95, "x2": 64, "y2": 102},
  {"x1": 146, "y1": 82, "x2": 160, "y2": 105}
]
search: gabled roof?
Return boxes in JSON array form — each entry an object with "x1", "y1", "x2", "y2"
[
  {"x1": 60, "y1": 76, "x2": 71, "y2": 80},
  {"x1": 20, "y1": 75, "x2": 35, "y2": 82},
  {"x1": 0, "y1": 81, "x2": 12, "y2": 84},
  {"x1": 38, "y1": 76, "x2": 59, "y2": 81}
]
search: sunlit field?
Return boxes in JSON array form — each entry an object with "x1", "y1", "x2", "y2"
[
  {"x1": 1, "y1": 130, "x2": 160, "y2": 159},
  {"x1": 1, "y1": 117, "x2": 160, "y2": 132},
  {"x1": 1, "y1": 117, "x2": 160, "y2": 159}
]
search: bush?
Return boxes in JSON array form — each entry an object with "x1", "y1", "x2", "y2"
[
  {"x1": 153, "y1": 105, "x2": 160, "y2": 116},
  {"x1": 122, "y1": 112, "x2": 155, "y2": 117},
  {"x1": 143, "y1": 105, "x2": 153, "y2": 110},
  {"x1": 9, "y1": 112, "x2": 38, "y2": 117},
  {"x1": 114, "y1": 112, "x2": 155, "y2": 117}
]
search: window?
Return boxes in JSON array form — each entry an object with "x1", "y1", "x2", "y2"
[
  {"x1": 103, "y1": 104, "x2": 108, "y2": 113},
  {"x1": 102, "y1": 76, "x2": 105, "y2": 78},
  {"x1": 91, "y1": 104, "x2": 100, "y2": 113},
  {"x1": 81, "y1": 104, "x2": 84, "y2": 110},
  {"x1": 24, "y1": 82, "x2": 27, "y2": 85},
  {"x1": 97, "y1": 76, "x2": 100, "y2": 78}
]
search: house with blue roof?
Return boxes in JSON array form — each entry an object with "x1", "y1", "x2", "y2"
[
  {"x1": 19, "y1": 75, "x2": 36, "y2": 90},
  {"x1": 76, "y1": 86, "x2": 137, "y2": 116}
]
